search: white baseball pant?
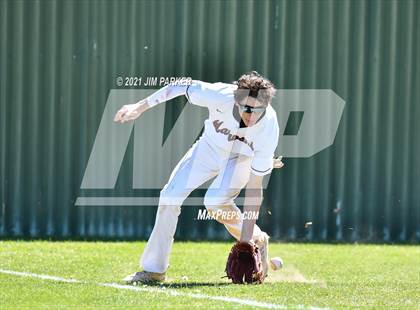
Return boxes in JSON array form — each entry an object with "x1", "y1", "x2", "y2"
[{"x1": 140, "y1": 136, "x2": 264, "y2": 273}]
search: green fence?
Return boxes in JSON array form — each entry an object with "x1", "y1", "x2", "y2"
[{"x1": 0, "y1": 0, "x2": 419, "y2": 241}]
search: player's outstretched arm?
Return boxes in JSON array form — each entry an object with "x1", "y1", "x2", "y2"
[
  {"x1": 240, "y1": 174, "x2": 264, "y2": 243},
  {"x1": 113, "y1": 84, "x2": 190, "y2": 123}
]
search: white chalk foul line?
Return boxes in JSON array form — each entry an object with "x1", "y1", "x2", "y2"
[{"x1": 0, "y1": 269, "x2": 328, "y2": 310}]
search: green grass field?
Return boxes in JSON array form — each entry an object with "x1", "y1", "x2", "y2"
[{"x1": 0, "y1": 241, "x2": 419, "y2": 309}]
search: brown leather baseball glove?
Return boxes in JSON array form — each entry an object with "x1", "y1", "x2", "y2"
[{"x1": 225, "y1": 241, "x2": 265, "y2": 284}]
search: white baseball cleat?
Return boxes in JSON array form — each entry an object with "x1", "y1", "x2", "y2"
[
  {"x1": 123, "y1": 271, "x2": 166, "y2": 284},
  {"x1": 256, "y1": 232, "x2": 270, "y2": 278}
]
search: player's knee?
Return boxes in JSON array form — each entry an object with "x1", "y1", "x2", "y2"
[
  {"x1": 204, "y1": 192, "x2": 233, "y2": 212},
  {"x1": 159, "y1": 187, "x2": 183, "y2": 209},
  {"x1": 204, "y1": 201, "x2": 239, "y2": 225},
  {"x1": 157, "y1": 204, "x2": 181, "y2": 217},
  {"x1": 204, "y1": 195, "x2": 223, "y2": 211},
  {"x1": 204, "y1": 190, "x2": 234, "y2": 210},
  {"x1": 158, "y1": 189, "x2": 181, "y2": 216}
]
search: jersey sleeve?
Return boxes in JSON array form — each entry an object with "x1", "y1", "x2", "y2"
[
  {"x1": 145, "y1": 84, "x2": 189, "y2": 107},
  {"x1": 146, "y1": 80, "x2": 233, "y2": 108},
  {"x1": 250, "y1": 121, "x2": 280, "y2": 176},
  {"x1": 186, "y1": 80, "x2": 235, "y2": 108}
]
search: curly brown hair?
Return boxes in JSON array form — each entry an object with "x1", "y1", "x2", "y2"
[{"x1": 233, "y1": 71, "x2": 276, "y2": 105}]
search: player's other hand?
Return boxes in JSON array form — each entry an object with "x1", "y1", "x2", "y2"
[
  {"x1": 114, "y1": 102, "x2": 146, "y2": 123},
  {"x1": 273, "y1": 156, "x2": 284, "y2": 169}
]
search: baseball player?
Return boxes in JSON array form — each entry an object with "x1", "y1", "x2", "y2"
[{"x1": 114, "y1": 71, "x2": 283, "y2": 283}]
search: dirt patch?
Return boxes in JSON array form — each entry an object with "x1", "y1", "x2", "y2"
[{"x1": 265, "y1": 265, "x2": 327, "y2": 287}]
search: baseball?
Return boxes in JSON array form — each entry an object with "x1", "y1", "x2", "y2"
[{"x1": 270, "y1": 257, "x2": 283, "y2": 270}]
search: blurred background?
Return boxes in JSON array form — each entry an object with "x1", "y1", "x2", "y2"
[{"x1": 0, "y1": 0, "x2": 418, "y2": 242}]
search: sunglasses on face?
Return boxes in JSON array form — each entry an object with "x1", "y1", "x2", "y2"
[{"x1": 236, "y1": 102, "x2": 267, "y2": 114}]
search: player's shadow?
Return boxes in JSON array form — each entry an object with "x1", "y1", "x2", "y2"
[{"x1": 147, "y1": 281, "x2": 230, "y2": 288}]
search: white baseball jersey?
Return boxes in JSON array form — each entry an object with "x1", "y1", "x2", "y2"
[{"x1": 146, "y1": 80, "x2": 279, "y2": 176}]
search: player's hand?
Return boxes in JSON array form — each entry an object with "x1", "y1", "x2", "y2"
[
  {"x1": 114, "y1": 102, "x2": 146, "y2": 123},
  {"x1": 273, "y1": 156, "x2": 284, "y2": 169}
]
